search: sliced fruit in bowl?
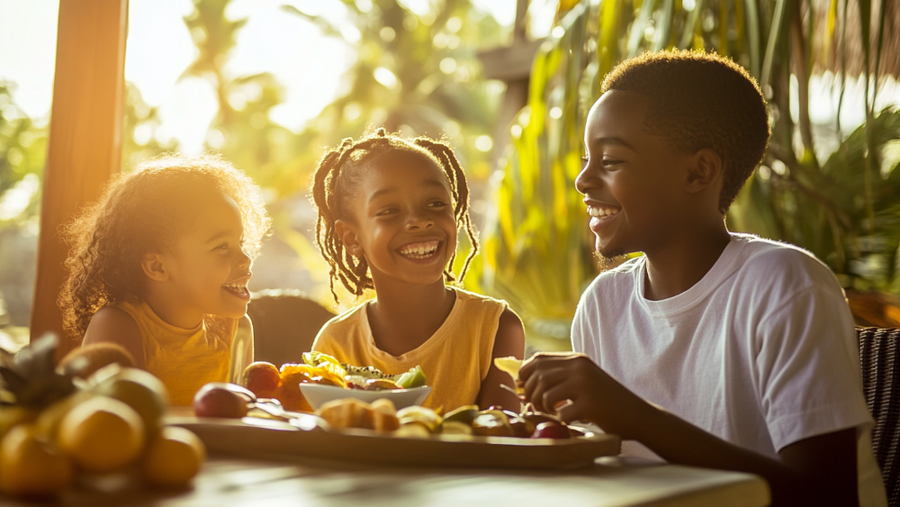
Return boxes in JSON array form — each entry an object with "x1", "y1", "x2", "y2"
[{"x1": 299, "y1": 384, "x2": 431, "y2": 411}]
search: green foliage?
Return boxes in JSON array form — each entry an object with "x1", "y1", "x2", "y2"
[
  {"x1": 730, "y1": 108, "x2": 900, "y2": 294},
  {"x1": 181, "y1": 0, "x2": 304, "y2": 194},
  {"x1": 282, "y1": 0, "x2": 506, "y2": 182},
  {"x1": 0, "y1": 83, "x2": 48, "y2": 327},
  {"x1": 178, "y1": 0, "x2": 506, "y2": 197},
  {"x1": 121, "y1": 82, "x2": 178, "y2": 171},
  {"x1": 0, "y1": 82, "x2": 47, "y2": 226},
  {"x1": 477, "y1": 0, "x2": 900, "y2": 346},
  {"x1": 465, "y1": 4, "x2": 597, "y2": 349}
]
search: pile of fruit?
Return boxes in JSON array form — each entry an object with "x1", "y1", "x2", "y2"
[
  {"x1": 309, "y1": 397, "x2": 579, "y2": 440},
  {"x1": 190, "y1": 352, "x2": 577, "y2": 441},
  {"x1": 316, "y1": 398, "x2": 401, "y2": 432},
  {"x1": 0, "y1": 336, "x2": 205, "y2": 499},
  {"x1": 240, "y1": 352, "x2": 427, "y2": 413},
  {"x1": 441, "y1": 405, "x2": 581, "y2": 439}
]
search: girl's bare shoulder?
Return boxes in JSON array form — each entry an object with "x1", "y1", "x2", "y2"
[{"x1": 83, "y1": 306, "x2": 144, "y2": 365}]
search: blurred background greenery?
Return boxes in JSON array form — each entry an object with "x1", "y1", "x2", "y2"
[
  {"x1": 1, "y1": 0, "x2": 899, "y2": 351},
  {"x1": 471, "y1": 0, "x2": 900, "y2": 349}
]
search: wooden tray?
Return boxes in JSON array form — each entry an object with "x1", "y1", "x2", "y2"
[{"x1": 167, "y1": 415, "x2": 620, "y2": 470}]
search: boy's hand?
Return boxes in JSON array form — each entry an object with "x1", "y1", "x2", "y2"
[{"x1": 518, "y1": 352, "x2": 650, "y2": 439}]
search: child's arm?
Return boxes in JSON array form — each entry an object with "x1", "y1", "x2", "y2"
[
  {"x1": 476, "y1": 309, "x2": 525, "y2": 410},
  {"x1": 520, "y1": 353, "x2": 859, "y2": 507},
  {"x1": 239, "y1": 315, "x2": 254, "y2": 369},
  {"x1": 82, "y1": 307, "x2": 145, "y2": 368}
]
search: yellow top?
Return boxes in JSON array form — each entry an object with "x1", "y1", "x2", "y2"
[
  {"x1": 311, "y1": 287, "x2": 507, "y2": 413},
  {"x1": 116, "y1": 300, "x2": 236, "y2": 406}
]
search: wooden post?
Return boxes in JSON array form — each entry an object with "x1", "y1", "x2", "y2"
[{"x1": 31, "y1": 0, "x2": 128, "y2": 359}]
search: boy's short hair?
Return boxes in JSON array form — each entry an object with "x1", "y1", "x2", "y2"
[{"x1": 600, "y1": 50, "x2": 770, "y2": 213}]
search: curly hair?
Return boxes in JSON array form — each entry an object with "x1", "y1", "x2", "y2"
[
  {"x1": 600, "y1": 49, "x2": 771, "y2": 213},
  {"x1": 311, "y1": 128, "x2": 478, "y2": 303},
  {"x1": 58, "y1": 154, "x2": 271, "y2": 341}
]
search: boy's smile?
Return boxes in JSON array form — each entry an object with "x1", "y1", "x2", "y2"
[
  {"x1": 577, "y1": 90, "x2": 695, "y2": 259},
  {"x1": 337, "y1": 151, "x2": 457, "y2": 287},
  {"x1": 587, "y1": 205, "x2": 620, "y2": 220}
]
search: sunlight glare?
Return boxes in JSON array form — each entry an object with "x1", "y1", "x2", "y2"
[
  {"x1": 475, "y1": 135, "x2": 493, "y2": 152},
  {"x1": 440, "y1": 58, "x2": 457, "y2": 74},
  {"x1": 374, "y1": 67, "x2": 400, "y2": 89},
  {"x1": 0, "y1": 1, "x2": 59, "y2": 119},
  {"x1": 0, "y1": 174, "x2": 39, "y2": 221}
]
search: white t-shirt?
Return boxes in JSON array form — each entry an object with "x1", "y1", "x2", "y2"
[{"x1": 572, "y1": 233, "x2": 886, "y2": 506}]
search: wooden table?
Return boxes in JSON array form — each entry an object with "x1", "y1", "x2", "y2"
[{"x1": 20, "y1": 453, "x2": 768, "y2": 507}]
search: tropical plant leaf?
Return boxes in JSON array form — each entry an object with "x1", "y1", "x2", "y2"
[{"x1": 761, "y1": 0, "x2": 788, "y2": 91}]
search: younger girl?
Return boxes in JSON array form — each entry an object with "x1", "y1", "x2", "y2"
[
  {"x1": 59, "y1": 155, "x2": 270, "y2": 405},
  {"x1": 310, "y1": 129, "x2": 524, "y2": 412}
]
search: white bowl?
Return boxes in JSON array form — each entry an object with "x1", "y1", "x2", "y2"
[{"x1": 299, "y1": 383, "x2": 432, "y2": 411}]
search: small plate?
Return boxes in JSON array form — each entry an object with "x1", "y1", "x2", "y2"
[{"x1": 299, "y1": 383, "x2": 432, "y2": 410}]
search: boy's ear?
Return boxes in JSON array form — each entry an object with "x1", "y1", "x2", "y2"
[
  {"x1": 334, "y1": 219, "x2": 364, "y2": 257},
  {"x1": 685, "y1": 148, "x2": 724, "y2": 193},
  {"x1": 141, "y1": 253, "x2": 169, "y2": 282}
]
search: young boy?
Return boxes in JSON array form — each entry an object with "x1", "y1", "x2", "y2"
[{"x1": 519, "y1": 50, "x2": 886, "y2": 507}]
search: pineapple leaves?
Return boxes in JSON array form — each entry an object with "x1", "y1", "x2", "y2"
[{"x1": 0, "y1": 334, "x2": 77, "y2": 408}]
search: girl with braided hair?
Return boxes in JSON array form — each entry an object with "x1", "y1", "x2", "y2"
[{"x1": 310, "y1": 129, "x2": 524, "y2": 412}]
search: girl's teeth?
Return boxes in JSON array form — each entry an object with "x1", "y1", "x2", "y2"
[
  {"x1": 224, "y1": 285, "x2": 248, "y2": 296},
  {"x1": 588, "y1": 206, "x2": 618, "y2": 217},
  {"x1": 400, "y1": 242, "x2": 438, "y2": 258}
]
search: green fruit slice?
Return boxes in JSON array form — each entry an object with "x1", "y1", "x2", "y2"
[
  {"x1": 395, "y1": 366, "x2": 427, "y2": 389},
  {"x1": 443, "y1": 405, "x2": 479, "y2": 425}
]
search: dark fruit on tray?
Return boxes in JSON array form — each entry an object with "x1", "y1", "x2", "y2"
[
  {"x1": 472, "y1": 411, "x2": 514, "y2": 437},
  {"x1": 193, "y1": 385, "x2": 249, "y2": 419},
  {"x1": 521, "y1": 411, "x2": 562, "y2": 427},
  {"x1": 454, "y1": 408, "x2": 579, "y2": 439},
  {"x1": 532, "y1": 421, "x2": 570, "y2": 439},
  {"x1": 496, "y1": 408, "x2": 531, "y2": 436}
]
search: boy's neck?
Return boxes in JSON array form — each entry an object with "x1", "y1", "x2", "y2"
[
  {"x1": 643, "y1": 222, "x2": 731, "y2": 301},
  {"x1": 366, "y1": 279, "x2": 456, "y2": 356}
]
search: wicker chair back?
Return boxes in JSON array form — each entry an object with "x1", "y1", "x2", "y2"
[
  {"x1": 858, "y1": 326, "x2": 900, "y2": 506},
  {"x1": 246, "y1": 289, "x2": 336, "y2": 367}
]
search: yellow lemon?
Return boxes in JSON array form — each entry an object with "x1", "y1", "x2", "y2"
[
  {"x1": 0, "y1": 424, "x2": 73, "y2": 498},
  {"x1": 0, "y1": 405, "x2": 37, "y2": 440},
  {"x1": 141, "y1": 426, "x2": 206, "y2": 489},
  {"x1": 93, "y1": 367, "x2": 168, "y2": 435},
  {"x1": 34, "y1": 389, "x2": 94, "y2": 442},
  {"x1": 58, "y1": 395, "x2": 145, "y2": 473}
]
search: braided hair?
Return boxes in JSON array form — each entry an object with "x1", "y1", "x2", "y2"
[{"x1": 311, "y1": 128, "x2": 478, "y2": 303}]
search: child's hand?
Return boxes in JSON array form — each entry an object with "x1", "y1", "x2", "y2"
[{"x1": 518, "y1": 352, "x2": 650, "y2": 439}]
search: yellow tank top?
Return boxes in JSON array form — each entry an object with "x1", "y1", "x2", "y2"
[
  {"x1": 311, "y1": 287, "x2": 507, "y2": 413},
  {"x1": 116, "y1": 301, "x2": 236, "y2": 406}
]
